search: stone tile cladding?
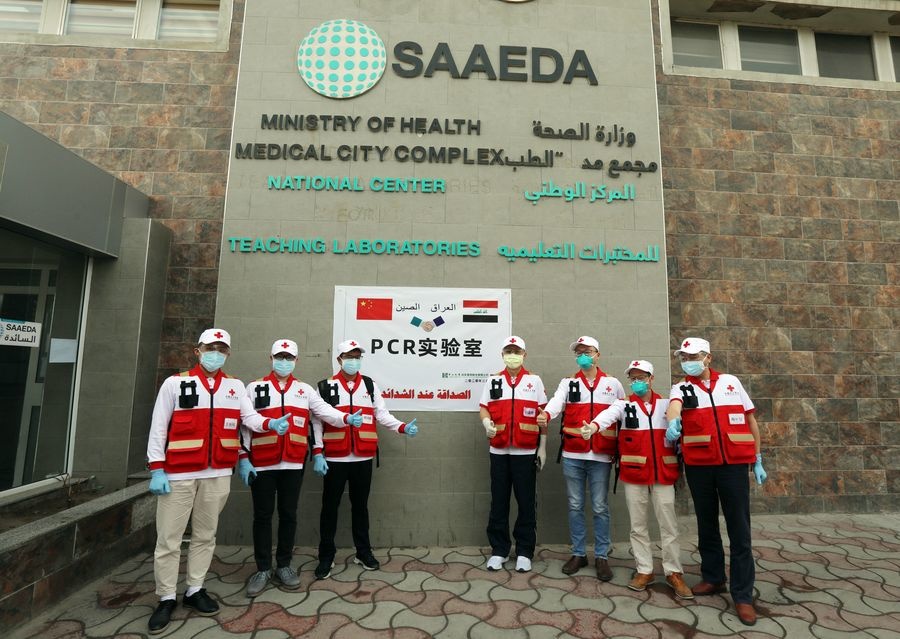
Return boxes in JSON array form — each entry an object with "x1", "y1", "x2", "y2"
[
  {"x1": 0, "y1": 1, "x2": 244, "y2": 383},
  {"x1": 651, "y1": 2, "x2": 898, "y2": 512}
]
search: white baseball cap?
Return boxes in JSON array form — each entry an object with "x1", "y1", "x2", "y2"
[
  {"x1": 570, "y1": 336, "x2": 600, "y2": 352},
  {"x1": 271, "y1": 339, "x2": 298, "y2": 357},
  {"x1": 501, "y1": 335, "x2": 526, "y2": 351},
  {"x1": 674, "y1": 337, "x2": 711, "y2": 356},
  {"x1": 198, "y1": 328, "x2": 231, "y2": 346},
  {"x1": 337, "y1": 339, "x2": 366, "y2": 355},
  {"x1": 625, "y1": 359, "x2": 654, "y2": 375}
]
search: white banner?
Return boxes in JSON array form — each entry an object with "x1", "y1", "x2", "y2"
[
  {"x1": 333, "y1": 286, "x2": 512, "y2": 411},
  {"x1": 0, "y1": 318, "x2": 41, "y2": 348}
]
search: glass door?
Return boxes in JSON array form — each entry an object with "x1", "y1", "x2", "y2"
[{"x1": 0, "y1": 230, "x2": 86, "y2": 491}]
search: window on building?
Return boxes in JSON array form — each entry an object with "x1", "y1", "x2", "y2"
[
  {"x1": 0, "y1": 0, "x2": 42, "y2": 33},
  {"x1": 738, "y1": 25, "x2": 801, "y2": 75},
  {"x1": 892, "y1": 36, "x2": 900, "y2": 82},
  {"x1": 814, "y1": 32, "x2": 876, "y2": 81},
  {"x1": 671, "y1": 21, "x2": 723, "y2": 69},
  {"x1": 66, "y1": 0, "x2": 136, "y2": 36},
  {"x1": 158, "y1": 0, "x2": 218, "y2": 41}
]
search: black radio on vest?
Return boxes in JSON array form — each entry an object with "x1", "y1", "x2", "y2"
[
  {"x1": 490, "y1": 378, "x2": 503, "y2": 400},
  {"x1": 178, "y1": 380, "x2": 199, "y2": 409},
  {"x1": 624, "y1": 404, "x2": 639, "y2": 428},
  {"x1": 254, "y1": 384, "x2": 270, "y2": 409},
  {"x1": 680, "y1": 384, "x2": 699, "y2": 409},
  {"x1": 567, "y1": 380, "x2": 581, "y2": 403}
]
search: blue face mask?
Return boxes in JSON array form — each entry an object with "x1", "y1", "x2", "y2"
[
  {"x1": 341, "y1": 358, "x2": 361, "y2": 375},
  {"x1": 199, "y1": 351, "x2": 226, "y2": 372},
  {"x1": 273, "y1": 359, "x2": 295, "y2": 377},
  {"x1": 576, "y1": 353, "x2": 594, "y2": 370},
  {"x1": 630, "y1": 380, "x2": 649, "y2": 396},
  {"x1": 681, "y1": 360, "x2": 704, "y2": 377}
]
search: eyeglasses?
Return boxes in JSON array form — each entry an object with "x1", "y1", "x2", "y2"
[
  {"x1": 273, "y1": 355, "x2": 296, "y2": 361},
  {"x1": 628, "y1": 375, "x2": 651, "y2": 382},
  {"x1": 679, "y1": 353, "x2": 706, "y2": 362},
  {"x1": 574, "y1": 349, "x2": 597, "y2": 356}
]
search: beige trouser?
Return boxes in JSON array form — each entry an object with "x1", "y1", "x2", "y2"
[
  {"x1": 154, "y1": 475, "x2": 231, "y2": 597},
  {"x1": 624, "y1": 482, "x2": 682, "y2": 576}
]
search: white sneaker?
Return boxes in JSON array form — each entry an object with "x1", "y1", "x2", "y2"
[
  {"x1": 516, "y1": 556, "x2": 532, "y2": 572},
  {"x1": 486, "y1": 555, "x2": 506, "y2": 571}
]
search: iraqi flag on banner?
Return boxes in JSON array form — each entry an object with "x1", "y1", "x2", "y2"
[
  {"x1": 356, "y1": 297, "x2": 393, "y2": 320},
  {"x1": 462, "y1": 299, "x2": 499, "y2": 323}
]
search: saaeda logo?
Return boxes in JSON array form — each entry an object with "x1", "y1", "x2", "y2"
[{"x1": 296, "y1": 19, "x2": 387, "y2": 99}]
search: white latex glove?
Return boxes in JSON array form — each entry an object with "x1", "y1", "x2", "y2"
[{"x1": 482, "y1": 417, "x2": 497, "y2": 438}]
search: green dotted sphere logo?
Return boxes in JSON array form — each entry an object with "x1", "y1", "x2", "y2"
[{"x1": 297, "y1": 19, "x2": 387, "y2": 99}]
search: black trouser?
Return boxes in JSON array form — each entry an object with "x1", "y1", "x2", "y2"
[
  {"x1": 487, "y1": 452, "x2": 537, "y2": 559},
  {"x1": 250, "y1": 468, "x2": 304, "y2": 571},
  {"x1": 685, "y1": 463, "x2": 755, "y2": 604},
  {"x1": 318, "y1": 459, "x2": 373, "y2": 560}
]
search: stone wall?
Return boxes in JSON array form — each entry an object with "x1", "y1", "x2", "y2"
[
  {"x1": 0, "y1": 1, "x2": 245, "y2": 384},
  {"x1": 651, "y1": 1, "x2": 899, "y2": 513}
]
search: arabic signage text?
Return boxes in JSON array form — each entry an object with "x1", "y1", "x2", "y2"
[{"x1": 0, "y1": 319, "x2": 41, "y2": 348}]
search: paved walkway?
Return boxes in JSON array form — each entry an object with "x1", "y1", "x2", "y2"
[{"x1": 12, "y1": 513, "x2": 900, "y2": 638}]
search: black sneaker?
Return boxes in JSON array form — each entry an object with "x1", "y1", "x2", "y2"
[
  {"x1": 148, "y1": 599, "x2": 177, "y2": 634},
  {"x1": 182, "y1": 588, "x2": 219, "y2": 616},
  {"x1": 353, "y1": 552, "x2": 380, "y2": 570},
  {"x1": 314, "y1": 558, "x2": 334, "y2": 580}
]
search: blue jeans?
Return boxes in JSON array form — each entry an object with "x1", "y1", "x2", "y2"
[{"x1": 562, "y1": 457, "x2": 611, "y2": 558}]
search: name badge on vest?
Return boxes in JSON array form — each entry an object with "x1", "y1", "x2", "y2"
[
  {"x1": 523, "y1": 407, "x2": 536, "y2": 418},
  {"x1": 224, "y1": 418, "x2": 238, "y2": 430},
  {"x1": 362, "y1": 414, "x2": 374, "y2": 424},
  {"x1": 729, "y1": 413, "x2": 746, "y2": 425},
  {"x1": 293, "y1": 416, "x2": 306, "y2": 428}
]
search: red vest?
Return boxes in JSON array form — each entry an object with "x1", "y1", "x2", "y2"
[
  {"x1": 319, "y1": 374, "x2": 378, "y2": 458},
  {"x1": 673, "y1": 371, "x2": 756, "y2": 466},
  {"x1": 245, "y1": 374, "x2": 311, "y2": 466},
  {"x1": 560, "y1": 371, "x2": 620, "y2": 456},
  {"x1": 482, "y1": 369, "x2": 546, "y2": 450},
  {"x1": 164, "y1": 366, "x2": 243, "y2": 473},
  {"x1": 617, "y1": 394, "x2": 679, "y2": 485}
]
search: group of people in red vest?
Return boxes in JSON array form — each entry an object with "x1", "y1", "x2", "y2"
[{"x1": 144, "y1": 328, "x2": 767, "y2": 634}]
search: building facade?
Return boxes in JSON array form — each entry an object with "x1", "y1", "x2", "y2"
[{"x1": 0, "y1": 0, "x2": 896, "y2": 545}]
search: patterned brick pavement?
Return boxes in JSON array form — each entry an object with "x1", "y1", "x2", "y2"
[{"x1": 12, "y1": 513, "x2": 900, "y2": 638}]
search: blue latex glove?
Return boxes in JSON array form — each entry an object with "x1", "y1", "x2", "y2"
[
  {"x1": 149, "y1": 469, "x2": 171, "y2": 495},
  {"x1": 238, "y1": 458, "x2": 256, "y2": 486},
  {"x1": 665, "y1": 417, "x2": 682, "y2": 444},
  {"x1": 404, "y1": 418, "x2": 418, "y2": 437},
  {"x1": 754, "y1": 454, "x2": 767, "y2": 485},
  {"x1": 346, "y1": 409, "x2": 363, "y2": 427},
  {"x1": 268, "y1": 413, "x2": 291, "y2": 436},
  {"x1": 313, "y1": 453, "x2": 328, "y2": 477}
]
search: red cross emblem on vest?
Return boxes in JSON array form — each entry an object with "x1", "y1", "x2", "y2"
[
  {"x1": 606, "y1": 386, "x2": 612, "y2": 392},
  {"x1": 727, "y1": 385, "x2": 735, "y2": 392},
  {"x1": 526, "y1": 382, "x2": 533, "y2": 390},
  {"x1": 298, "y1": 388, "x2": 304, "y2": 395},
  {"x1": 228, "y1": 388, "x2": 236, "y2": 396},
  {"x1": 215, "y1": 331, "x2": 224, "y2": 339}
]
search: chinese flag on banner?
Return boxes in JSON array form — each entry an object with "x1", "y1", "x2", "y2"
[{"x1": 356, "y1": 297, "x2": 393, "y2": 320}]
